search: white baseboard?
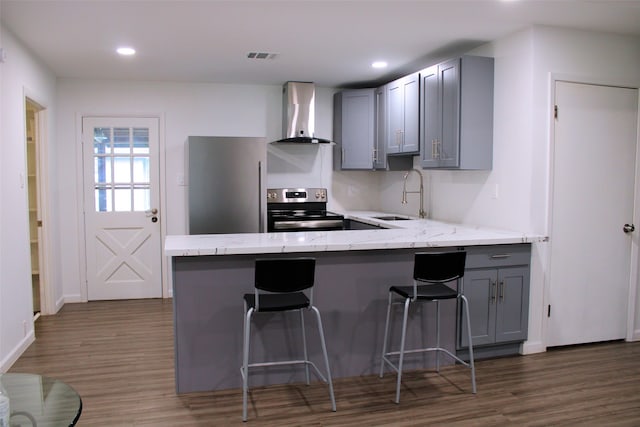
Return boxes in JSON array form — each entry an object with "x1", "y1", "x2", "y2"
[
  {"x1": 54, "y1": 294, "x2": 66, "y2": 313},
  {"x1": 522, "y1": 340, "x2": 546, "y2": 355},
  {"x1": 1, "y1": 331, "x2": 35, "y2": 371},
  {"x1": 63, "y1": 294, "x2": 83, "y2": 304}
]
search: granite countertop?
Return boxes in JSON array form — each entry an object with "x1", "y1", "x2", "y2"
[{"x1": 164, "y1": 211, "x2": 546, "y2": 257}]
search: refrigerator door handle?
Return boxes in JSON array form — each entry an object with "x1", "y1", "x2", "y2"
[{"x1": 258, "y1": 161, "x2": 264, "y2": 233}]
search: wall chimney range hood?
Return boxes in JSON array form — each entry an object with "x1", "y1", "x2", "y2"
[{"x1": 274, "y1": 81, "x2": 332, "y2": 144}]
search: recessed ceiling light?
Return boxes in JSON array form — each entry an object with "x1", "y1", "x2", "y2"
[
  {"x1": 372, "y1": 61, "x2": 388, "y2": 69},
  {"x1": 117, "y1": 47, "x2": 136, "y2": 56}
]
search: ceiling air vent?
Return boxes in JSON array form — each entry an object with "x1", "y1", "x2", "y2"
[{"x1": 247, "y1": 52, "x2": 278, "y2": 60}]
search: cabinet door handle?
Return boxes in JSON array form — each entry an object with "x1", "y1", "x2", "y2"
[
  {"x1": 372, "y1": 148, "x2": 378, "y2": 163},
  {"x1": 499, "y1": 280, "x2": 505, "y2": 301},
  {"x1": 490, "y1": 281, "x2": 496, "y2": 304},
  {"x1": 432, "y1": 139, "x2": 437, "y2": 159},
  {"x1": 491, "y1": 254, "x2": 511, "y2": 259}
]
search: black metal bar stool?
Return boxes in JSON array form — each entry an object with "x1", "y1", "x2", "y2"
[
  {"x1": 379, "y1": 251, "x2": 476, "y2": 403},
  {"x1": 240, "y1": 257, "x2": 336, "y2": 421}
]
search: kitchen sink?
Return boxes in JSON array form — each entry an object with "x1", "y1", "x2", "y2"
[{"x1": 372, "y1": 215, "x2": 411, "y2": 221}]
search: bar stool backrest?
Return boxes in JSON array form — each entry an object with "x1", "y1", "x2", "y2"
[
  {"x1": 255, "y1": 257, "x2": 316, "y2": 293},
  {"x1": 413, "y1": 251, "x2": 466, "y2": 284}
]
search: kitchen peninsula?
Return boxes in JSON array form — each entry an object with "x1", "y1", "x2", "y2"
[{"x1": 165, "y1": 213, "x2": 545, "y2": 394}]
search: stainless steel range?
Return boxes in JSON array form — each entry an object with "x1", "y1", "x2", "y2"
[{"x1": 266, "y1": 188, "x2": 344, "y2": 232}]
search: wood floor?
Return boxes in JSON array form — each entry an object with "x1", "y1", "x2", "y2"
[{"x1": 9, "y1": 299, "x2": 640, "y2": 426}]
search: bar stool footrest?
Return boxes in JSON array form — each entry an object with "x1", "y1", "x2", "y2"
[
  {"x1": 241, "y1": 360, "x2": 329, "y2": 384},
  {"x1": 383, "y1": 347, "x2": 472, "y2": 370}
]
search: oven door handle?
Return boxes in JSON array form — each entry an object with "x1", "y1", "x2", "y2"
[{"x1": 272, "y1": 220, "x2": 344, "y2": 230}]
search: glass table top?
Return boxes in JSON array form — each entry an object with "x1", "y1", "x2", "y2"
[{"x1": 0, "y1": 373, "x2": 82, "y2": 427}]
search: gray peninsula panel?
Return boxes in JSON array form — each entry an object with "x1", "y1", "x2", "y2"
[{"x1": 172, "y1": 248, "x2": 462, "y2": 393}]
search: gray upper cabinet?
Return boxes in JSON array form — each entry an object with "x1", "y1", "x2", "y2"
[
  {"x1": 334, "y1": 88, "x2": 389, "y2": 170},
  {"x1": 334, "y1": 89, "x2": 377, "y2": 170},
  {"x1": 373, "y1": 86, "x2": 387, "y2": 169},
  {"x1": 386, "y1": 72, "x2": 420, "y2": 155},
  {"x1": 420, "y1": 56, "x2": 494, "y2": 169}
]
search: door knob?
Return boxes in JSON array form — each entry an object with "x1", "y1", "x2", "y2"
[{"x1": 623, "y1": 223, "x2": 635, "y2": 233}]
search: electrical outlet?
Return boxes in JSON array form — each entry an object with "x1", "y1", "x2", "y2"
[{"x1": 177, "y1": 173, "x2": 185, "y2": 186}]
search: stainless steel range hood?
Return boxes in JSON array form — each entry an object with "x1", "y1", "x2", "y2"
[{"x1": 274, "y1": 81, "x2": 332, "y2": 144}]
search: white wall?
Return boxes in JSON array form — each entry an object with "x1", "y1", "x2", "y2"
[{"x1": 0, "y1": 26, "x2": 58, "y2": 370}]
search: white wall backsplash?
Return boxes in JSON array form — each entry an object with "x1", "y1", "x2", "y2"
[
  {"x1": 266, "y1": 144, "x2": 332, "y2": 189},
  {"x1": 330, "y1": 170, "x2": 381, "y2": 212}
]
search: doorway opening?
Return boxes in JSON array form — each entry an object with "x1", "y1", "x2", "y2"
[{"x1": 26, "y1": 98, "x2": 46, "y2": 319}]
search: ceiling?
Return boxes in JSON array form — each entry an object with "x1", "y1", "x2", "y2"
[{"x1": 2, "y1": 0, "x2": 640, "y2": 88}]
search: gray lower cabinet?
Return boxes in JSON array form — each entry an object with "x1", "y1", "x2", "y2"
[
  {"x1": 420, "y1": 55, "x2": 494, "y2": 170},
  {"x1": 458, "y1": 244, "x2": 531, "y2": 358}
]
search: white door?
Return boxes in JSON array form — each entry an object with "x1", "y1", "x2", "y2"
[
  {"x1": 547, "y1": 81, "x2": 639, "y2": 346},
  {"x1": 82, "y1": 117, "x2": 162, "y2": 300}
]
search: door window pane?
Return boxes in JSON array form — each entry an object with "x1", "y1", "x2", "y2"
[
  {"x1": 114, "y1": 187, "x2": 132, "y2": 212},
  {"x1": 133, "y1": 187, "x2": 151, "y2": 211},
  {"x1": 114, "y1": 157, "x2": 132, "y2": 183},
  {"x1": 93, "y1": 127, "x2": 112, "y2": 154},
  {"x1": 133, "y1": 157, "x2": 150, "y2": 182},
  {"x1": 94, "y1": 157, "x2": 112, "y2": 183},
  {"x1": 113, "y1": 128, "x2": 131, "y2": 153},
  {"x1": 133, "y1": 128, "x2": 149, "y2": 154},
  {"x1": 95, "y1": 185, "x2": 111, "y2": 212}
]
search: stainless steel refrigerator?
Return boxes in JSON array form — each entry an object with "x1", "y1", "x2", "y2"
[{"x1": 186, "y1": 136, "x2": 267, "y2": 234}]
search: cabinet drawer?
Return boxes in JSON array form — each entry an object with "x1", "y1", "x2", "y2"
[{"x1": 465, "y1": 244, "x2": 531, "y2": 269}]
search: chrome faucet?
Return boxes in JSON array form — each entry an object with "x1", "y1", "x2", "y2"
[{"x1": 402, "y1": 169, "x2": 426, "y2": 219}]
